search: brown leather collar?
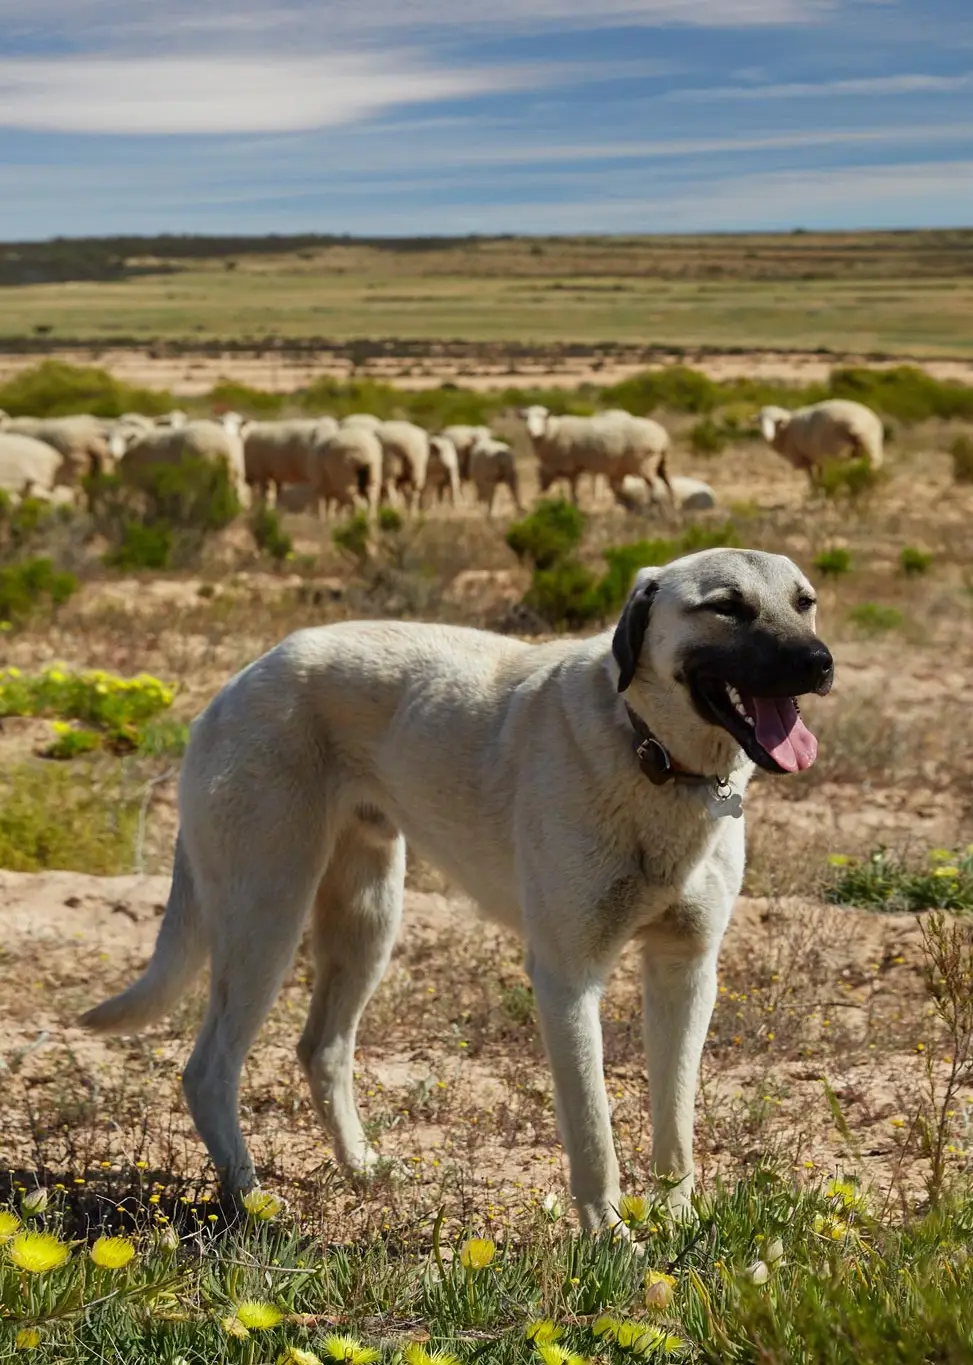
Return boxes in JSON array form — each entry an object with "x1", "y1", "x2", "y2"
[{"x1": 625, "y1": 704, "x2": 722, "y2": 788}]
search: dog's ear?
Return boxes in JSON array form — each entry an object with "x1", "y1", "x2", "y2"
[{"x1": 612, "y1": 577, "x2": 659, "y2": 693}]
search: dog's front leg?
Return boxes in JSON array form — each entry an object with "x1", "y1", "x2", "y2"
[
  {"x1": 527, "y1": 950, "x2": 621, "y2": 1233},
  {"x1": 639, "y1": 932, "x2": 721, "y2": 1218}
]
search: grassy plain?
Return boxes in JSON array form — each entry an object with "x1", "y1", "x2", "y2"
[{"x1": 2, "y1": 230, "x2": 973, "y2": 355}]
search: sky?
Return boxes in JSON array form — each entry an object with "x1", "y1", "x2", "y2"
[{"x1": 0, "y1": 0, "x2": 971, "y2": 240}]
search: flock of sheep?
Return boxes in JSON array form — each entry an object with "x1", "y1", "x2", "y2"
[{"x1": 0, "y1": 394, "x2": 885, "y2": 521}]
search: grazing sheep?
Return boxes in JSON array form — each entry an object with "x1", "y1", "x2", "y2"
[
  {"x1": 469, "y1": 437, "x2": 523, "y2": 517},
  {"x1": 117, "y1": 418, "x2": 250, "y2": 508},
  {"x1": 758, "y1": 400, "x2": 884, "y2": 481},
  {"x1": 308, "y1": 426, "x2": 384, "y2": 518},
  {"x1": 375, "y1": 420, "x2": 430, "y2": 510},
  {"x1": 521, "y1": 406, "x2": 671, "y2": 505},
  {"x1": 441, "y1": 424, "x2": 494, "y2": 482},
  {"x1": 116, "y1": 412, "x2": 156, "y2": 432},
  {"x1": 0, "y1": 432, "x2": 63, "y2": 499},
  {"x1": 616, "y1": 473, "x2": 716, "y2": 513},
  {"x1": 156, "y1": 409, "x2": 189, "y2": 429},
  {"x1": 242, "y1": 418, "x2": 339, "y2": 502},
  {"x1": 422, "y1": 436, "x2": 462, "y2": 507},
  {"x1": 2, "y1": 414, "x2": 113, "y2": 481},
  {"x1": 340, "y1": 413, "x2": 383, "y2": 431}
]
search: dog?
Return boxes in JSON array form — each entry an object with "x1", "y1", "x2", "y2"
[{"x1": 82, "y1": 547, "x2": 833, "y2": 1231}]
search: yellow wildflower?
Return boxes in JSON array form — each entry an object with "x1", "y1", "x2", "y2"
[
  {"x1": 235, "y1": 1300, "x2": 284, "y2": 1330},
  {"x1": 242, "y1": 1189, "x2": 284, "y2": 1220},
  {"x1": 0, "y1": 1210, "x2": 22, "y2": 1242},
  {"x1": 322, "y1": 1332, "x2": 380, "y2": 1363},
  {"x1": 933, "y1": 867, "x2": 959, "y2": 878},
  {"x1": 278, "y1": 1349, "x2": 324, "y2": 1365},
  {"x1": 459, "y1": 1237, "x2": 496, "y2": 1269},
  {"x1": 643, "y1": 1269, "x2": 676, "y2": 1310},
  {"x1": 619, "y1": 1194, "x2": 650, "y2": 1226},
  {"x1": 825, "y1": 1179, "x2": 866, "y2": 1211},
  {"x1": 7, "y1": 1230, "x2": 71, "y2": 1273},
  {"x1": 403, "y1": 1347, "x2": 460, "y2": 1365},
  {"x1": 592, "y1": 1315, "x2": 621, "y2": 1340},
  {"x1": 526, "y1": 1319, "x2": 563, "y2": 1344},
  {"x1": 813, "y1": 1213, "x2": 855, "y2": 1242},
  {"x1": 222, "y1": 1315, "x2": 250, "y2": 1340},
  {"x1": 15, "y1": 1328, "x2": 42, "y2": 1350},
  {"x1": 928, "y1": 849, "x2": 955, "y2": 863},
  {"x1": 535, "y1": 1345, "x2": 587, "y2": 1365},
  {"x1": 90, "y1": 1235, "x2": 136, "y2": 1269},
  {"x1": 827, "y1": 854, "x2": 853, "y2": 867}
]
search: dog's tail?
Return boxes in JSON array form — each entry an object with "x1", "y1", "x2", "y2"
[{"x1": 80, "y1": 833, "x2": 206, "y2": 1035}]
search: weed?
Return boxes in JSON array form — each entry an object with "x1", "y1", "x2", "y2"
[
  {"x1": 506, "y1": 500, "x2": 585, "y2": 572},
  {"x1": 42, "y1": 724, "x2": 102, "y2": 760},
  {"x1": 378, "y1": 506, "x2": 404, "y2": 534},
  {"x1": 949, "y1": 434, "x2": 973, "y2": 485},
  {"x1": 250, "y1": 504, "x2": 293, "y2": 563},
  {"x1": 847, "y1": 602, "x2": 904, "y2": 633},
  {"x1": 815, "y1": 457, "x2": 883, "y2": 501},
  {"x1": 524, "y1": 559, "x2": 601, "y2": 630},
  {"x1": 688, "y1": 418, "x2": 728, "y2": 456},
  {"x1": 104, "y1": 523, "x2": 172, "y2": 571},
  {"x1": 0, "y1": 761, "x2": 140, "y2": 872},
  {"x1": 814, "y1": 547, "x2": 852, "y2": 577},
  {"x1": 0, "y1": 557, "x2": 77, "y2": 627},
  {"x1": 826, "y1": 846, "x2": 973, "y2": 914},
  {"x1": 900, "y1": 546, "x2": 933, "y2": 576},
  {"x1": 0, "y1": 665, "x2": 176, "y2": 753},
  {"x1": 332, "y1": 513, "x2": 371, "y2": 564}
]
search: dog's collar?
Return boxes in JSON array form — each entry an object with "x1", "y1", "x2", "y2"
[{"x1": 624, "y1": 704, "x2": 741, "y2": 815}]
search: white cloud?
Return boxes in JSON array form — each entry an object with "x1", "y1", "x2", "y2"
[
  {"x1": 662, "y1": 70, "x2": 973, "y2": 102},
  {"x1": 0, "y1": 53, "x2": 538, "y2": 134}
]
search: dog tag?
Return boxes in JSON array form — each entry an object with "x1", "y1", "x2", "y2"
[{"x1": 705, "y1": 784, "x2": 743, "y2": 820}]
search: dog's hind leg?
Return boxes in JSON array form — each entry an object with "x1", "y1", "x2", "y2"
[
  {"x1": 181, "y1": 849, "x2": 328, "y2": 1198},
  {"x1": 297, "y1": 809, "x2": 405, "y2": 1176}
]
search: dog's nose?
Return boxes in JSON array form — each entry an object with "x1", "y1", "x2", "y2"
[{"x1": 809, "y1": 641, "x2": 834, "y2": 696}]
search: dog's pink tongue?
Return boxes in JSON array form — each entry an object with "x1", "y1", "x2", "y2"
[{"x1": 747, "y1": 696, "x2": 818, "y2": 772}]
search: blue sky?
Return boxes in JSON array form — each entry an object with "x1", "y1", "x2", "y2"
[{"x1": 0, "y1": 0, "x2": 971, "y2": 239}]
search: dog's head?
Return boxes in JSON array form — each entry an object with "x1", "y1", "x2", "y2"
[{"x1": 612, "y1": 548, "x2": 833, "y2": 775}]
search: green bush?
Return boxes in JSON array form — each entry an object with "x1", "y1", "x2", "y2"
[
  {"x1": 0, "y1": 360, "x2": 171, "y2": 419},
  {"x1": 505, "y1": 499, "x2": 585, "y2": 571},
  {"x1": 332, "y1": 512, "x2": 371, "y2": 563},
  {"x1": 602, "y1": 364, "x2": 723, "y2": 415},
  {"x1": 43, "y1": 725, "x2": 102, "y2": 760},
  {"x1": 378, "y1": 506, "x2": 404, "y2": 534},
  {"x1": 900, "y1": 546, "x2": 933, "y2": 576},
  {"x1": 0, "y1": 557, "x2": 77, "y2": 627},
  {"x1": 829, "y1": 365, "x2": 973, "y2": 424},
  {"x1": 524, "y1": 558, "x2": 602, "y2": 629},
  {"x1": 950, "y1": 434, "x2": 973, "y2": 485},
  {"x1": 847, "y1": 602, "x2": 904, "y2": 633},
  {"x1": 92, "y1": 457, "x2": 241, "y2": 571},
  {"x1": 814, "y1": 457, "x2": 883, "y2": 501},
  {"x1": 0, "y1": 761, "x2": 140, "y2": 872},
  {"x1": 104, "y1": 522, "x2": 173, "y2": 571},
  {"x1": 0, "y1": 665, "x2": 176, "y2": 753},
  {"x1": 688, "y1": 418, "x2": 728, "y2": 456},
  {"x1": 827, "y1": 846, "x2": 973, "y2": 914},
  {"x1": 209, "y1": 380, "x2": 284, "y2": 418},
  {"x1": 813, "y1": 547, "x2": 852, "y2": 577},
  {"x1": 249, "y1": 504, "x2": 293, "y2": 563}
]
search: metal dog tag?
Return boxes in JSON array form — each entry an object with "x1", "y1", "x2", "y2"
[{"x1": 705, "y1": 781, "x2": 743, "y2": 820}]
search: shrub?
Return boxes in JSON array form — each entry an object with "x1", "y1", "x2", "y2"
[
  {"x1": 0, "y1": 360, "x2": 171, "y2": 419},
  {"x1": 828, "y1": 365, "x2": 973, "y2": 424},
  {"x1": 0, "y1": 665, "x2": 176, "y2": 753},
  {"x1": 0, "y1": 762, "x2": 140, "y2": 873},
  {"x1": 93, "y1": 458, "x2": 241, "y2": 571},
  {"x1": 505, "y1": 499, "x2": 585, "y2": 571},
  {"x1": 332, "y1": 512, "x2": 371, "y2": 563},
  {"x1": 900, "y1": 546, "x2": 933, "y2": 577},
  {"x1": 950, "y1": 434, "x2": 973, "y2": 485},
  {"x1": 814, "y1": 457, "x2": 883, "y2": 501},
  {"x1": 827, "y1": 846, "x2": 973, "y2": 914},
  {"x1": 249, "y1": 504, "x2": 293, "y2": 563},
  {"x1": 209, "y1": 380, "x2": 284, "y2": 418},
  {"x1": 689, "y1": 419, "x2": 728, "y2": 456},
  {"x1": 813, "y1": 547, "x2": 852, "y2": 577},
  {"x1": 524, "y1": 559, "x2": 601, "y2": 629},
  {"x1": 43, "y1": 725, "x2": 102, "y2": 760},
  {"x1": 847, "y1": 602, "x2": 904, "y2": 633},
  {"x1": 0, "y1": 557, "x2": 77, "y2": 627},
  {"x1": 598, "y1": 539, "x2": 676, "y2": 615},
  {"x1": 378, "y1": 506, "x2": 404, "y2": 534},
  {"x1": 103, "y1": 523, "x2": 173, "y2": 571},
  {"x1": 602, "y1": 364, "x2": 722, "y2": 415}
]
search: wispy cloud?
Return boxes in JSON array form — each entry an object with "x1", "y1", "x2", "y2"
[{"x1": 662, "y1": 70, "x2": 973, "y2": 102}]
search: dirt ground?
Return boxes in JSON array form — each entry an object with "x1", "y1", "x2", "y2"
[
  {"x1": 1, "y1": 382, "x2": 972, "y2": 1233},
  {"x1": 2, "y1": 345, "x2": 973, "y2": 396}
]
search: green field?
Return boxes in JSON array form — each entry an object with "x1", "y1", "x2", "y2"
[{"x1": 3, "y1": 230, "x2": 973, "y2": 355}]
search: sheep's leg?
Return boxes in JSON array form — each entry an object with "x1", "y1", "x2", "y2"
[{"x1": 298, "y1": 816, "x2": 405, "y2": 1176}]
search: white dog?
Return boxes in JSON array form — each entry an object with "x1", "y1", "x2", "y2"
[{"x1": 83, "y1": 547, "x2": 833, "y2": 1231}]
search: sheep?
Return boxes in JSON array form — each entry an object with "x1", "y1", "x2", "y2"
[
  {"x1": 1, "y1": 414, "x2": 113, "y2": 481},
  {"x1": 340, "y1": 413, "x2": 383, "y2": 431},
  {"x1": 758, "y1": 400, "x2": 884, "y2": 483},
  {"x1": 242, "y1": 417, "x2": 339, "y2": 502},
  {"x1": 156, "y1": 409, "x2": 189, "y2": 429},
  {"x1": 520, "y1": 406, "x2": 671, "y2": 505},
  {"x1": 441, "y1": 424, "x2": 494, "y2": 482},
  {"x1": 375, "y1": 420, "x2": 429, "y2": 510},
  {"x1": 468, "y1": 436, "x2": 522, "y2": 517},
  {"x1": 615, "y1": 473, "x2": 716, "y2": 513},
  {"x1": 307, "y1": 426, "x2": 384, "y2": 518},
  {"x1": 116, "y1": 417, "x2": 250, "y2": 508},
  {"x1": 116, "y1": 413, "x2": 156, "y2": 432},
  {"x1": 0, "y1": 433, "x2": 63, "y2": 499},
  {"x1": 422, "y1": 436, "x2": 462, "y2": 507}
]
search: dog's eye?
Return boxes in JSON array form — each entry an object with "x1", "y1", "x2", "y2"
[
  {"x1": 795, "y1": 594, "x2": 817, "y2": 613},
  {"x1": 701, "y1": 597, "x2": 755, "y2": 620}
]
